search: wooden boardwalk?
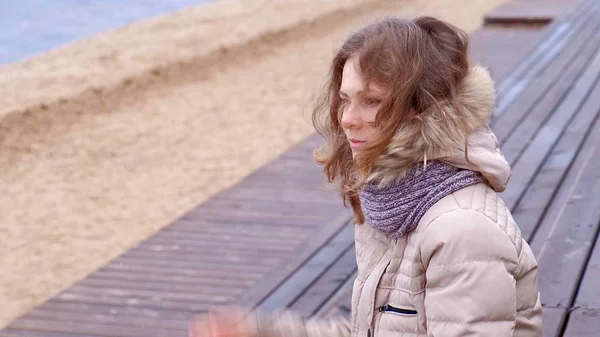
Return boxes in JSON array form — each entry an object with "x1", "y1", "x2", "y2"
[
  {"x1": 0, "y1": 134, "x2": 352, "y2": 337},
  {"x1": 3, "y1": 0, "x2": 600, "y2": 336}
]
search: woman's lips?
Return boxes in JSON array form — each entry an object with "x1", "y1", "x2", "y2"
[{"x1": 349, "y1": 138, "x2": 366, "y2": 149}]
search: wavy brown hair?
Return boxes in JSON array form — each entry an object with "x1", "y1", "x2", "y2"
[{"x1": 312, "y1": 16, "x2": 470, "y2": 224}]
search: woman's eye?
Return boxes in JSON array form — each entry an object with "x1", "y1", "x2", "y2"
[
  {"x1": 364, "y1": 98, "x2": 382, "y2": 107},
  {"x1": 340, "y1": 99, "x2": 350, "y2": 109}
]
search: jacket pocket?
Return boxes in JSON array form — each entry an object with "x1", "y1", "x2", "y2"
[
  {"x1": 376, "y1": 304, "x2": 419, "y2": 337},
  {"x1": 378, "y1": 304, "x2": 417, "y2": 316}
]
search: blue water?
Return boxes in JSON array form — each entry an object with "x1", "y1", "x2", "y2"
[{"x1": 0, "y1": 0, "x2": 211, "y2": 66}]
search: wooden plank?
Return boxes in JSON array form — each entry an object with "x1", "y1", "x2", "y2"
[
  {"x1": 469, "y1": 27, "x2": 546, "y2": 83},
  {"x1": 7, "y1": 318, "x2": 186, "y2": 337},
  {"x1": 124, "y1": 240, "x2": 306, "y2": 258},
  {"x1": 510, "y1": 66, "x2": 600, "y2": 240},
  {"x1": 493, "y1": 12, "x2": 600, "y2": 145},
  {"x1": 499, "y1": 48, "x2": 600, "y2": 211},
  {"x1": 88, "y1": 269, "x2": 255, "y2": 288},
  {"x1": 0, "y1": 328, "x2": 98, "y2": 337},
  {"x1": 237, "y1": 176, "x2": 331, "y2": 190},
  {"x1": 214, "y1": 186, "x2": 342, "y2": 203},
  {"x1": 183, "y1": 202, "x2": 332, "y2": 220},
  {"x1": 163, "y1": 220, "x2": 309, "y2": 237},
  {"x1": 529, "y1": 133, "x2": 600, "y2": 309},
  {"x1": 247, "y1": 159, "x2": 326, "y2": 177},
  {"x1": 74, "y1": 277, "x2": 240, "y2": 296},
  {"x1": 100, "y1": 262, "x2": 265, "y2": 279},
  {"x1": 179, "y1": 207, "x2": 328, "y2": 227},
  {"x1": 138, "y1": 235, "x2": 302, "y2": 253},
  {"x1": 29, "y1": 301, "x2": 198, "y2": 321},
  {"x1": 542, "y1": 307, "x2": 569, "y2": 337},
  {"x1": 484, "y1": 16, "x2": 552, "y2": 27},
  {"x1": 289, "y1": 244, "x2": 356, "y2": 317},
  {"x1": 206, "y1": 144, "x2": 326, "y2": 190},
  {"x1": 62, "y1": 284, "x2": 233, "y2": 303},
  {"x1": 141, "y1": 234, "x2": 300, "y2": 252},
  {"x1": 491, "y1": 0, "x2": 584, "y2": 96},
  {"x1": 135, "y1": 240, "x2": 297, "y2": 258},
  {"x1": 484, "y1": 0, "x2": 582, "y2": 26},
  {"x1": 572, "y1": 211, "x2": 600, "y2": 309},
  {"x1": 157, "y1": 220, "x2": 311, "y2": 238},
  {"x1": 120, "y1": 247, "x2": 284, "y2": 265},
  {"x1": 528, "y1": 110, "x2": 600, "y2": 256},
  {"x1": 101, "y1": 258, "x2": 273, "y2": 277},
  {"x1": 49, "y1": 294, "x2": 210, "y2": 312},
  {"x1": 5, "y1": 299, "x2": 203, "y2": 337},
  {"x1": 200, "y1": 198, "x2": 340, "y2": 216},
  {"x1": 122, "y1": 249, "x2": 282, "y2": 266},
  {"x1": 493, "y1": 0, "x2": 599, "y2": 115},
  {"x1": 253, "y1": 223, "x2": 355, "y2": 312},
  {"x1": 561, "y1": 308, "x2": 600, "y2": 337},
  {"x1": 314, "y1": 272, "x2": 354, "y2": 319},
  {"x1": 500, "y1": 31, "x2": 600, "y2": 166},
  {"x1": 15, "y1": 310, "x2": 188, "y2": 332},
  {"x1": 235, "y1": 211, "x2": 353, "y2": 309},
  {"x1": 115, "y1": 249, "x2": 286, "y2": 267}
]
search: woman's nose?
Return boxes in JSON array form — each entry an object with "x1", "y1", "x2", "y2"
[{"x1": 341, "y1": 105, "x2": 361, "y2": 130}]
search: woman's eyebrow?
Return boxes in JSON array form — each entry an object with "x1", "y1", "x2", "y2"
[{"x1": 339, "y1": 88, "x2": 369, "y2": 96}]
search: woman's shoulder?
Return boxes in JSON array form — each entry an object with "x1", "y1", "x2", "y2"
[
  {"x1": 416, "y1": 182, "x2": 523, "y2": 261},
  {"x1": 419, "y1": 181, "x2": 513, "y2": 227}
]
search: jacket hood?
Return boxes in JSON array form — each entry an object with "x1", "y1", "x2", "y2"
[{"x1": 367, "y1": 65, "x2": 511, "y2": 192}]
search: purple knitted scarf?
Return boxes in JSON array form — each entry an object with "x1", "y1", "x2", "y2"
[{"x1": 359, "y1": 160, "x2": 483, "y2": 239}]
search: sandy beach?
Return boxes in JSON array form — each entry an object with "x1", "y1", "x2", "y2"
[{"x1": 0, "y1": 0, "x2": 509, "y2": 328}]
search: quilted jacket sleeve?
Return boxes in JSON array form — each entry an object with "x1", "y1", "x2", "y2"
[
  {"x1": 420, "y1": 209, "x2": 521, "y2": 336},
  {"x1": 247, "y1": 310, "x2": 352, "y2": 337}
]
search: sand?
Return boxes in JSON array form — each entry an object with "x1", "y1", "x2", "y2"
[{"x1": 0, "y1": 0, "x2": 509, "y2": 328}]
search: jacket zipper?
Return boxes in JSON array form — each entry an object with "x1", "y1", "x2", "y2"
[
  {"x1": 378, "y1": 305, "x2": 417, "y2": 315},
  {"x1": 364, "y1": 251, "x2": 393, "y2": 337}
]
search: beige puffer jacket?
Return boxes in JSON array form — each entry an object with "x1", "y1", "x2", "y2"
[{"x1": 241, "y1": 66, "x2": 543, "y2": 336}]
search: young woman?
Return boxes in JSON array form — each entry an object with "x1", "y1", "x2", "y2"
[{"x1": 191, "y1": 16, "x2": 543, "y2": 337}]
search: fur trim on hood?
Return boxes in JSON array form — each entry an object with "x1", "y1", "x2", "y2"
[{"x1": 367, "y1": 65, "x2": 511, "y2": 192}]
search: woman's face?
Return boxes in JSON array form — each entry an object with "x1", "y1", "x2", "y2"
[{"x1": 339, "y1": 56, "x2": 386, "y2": 159}]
